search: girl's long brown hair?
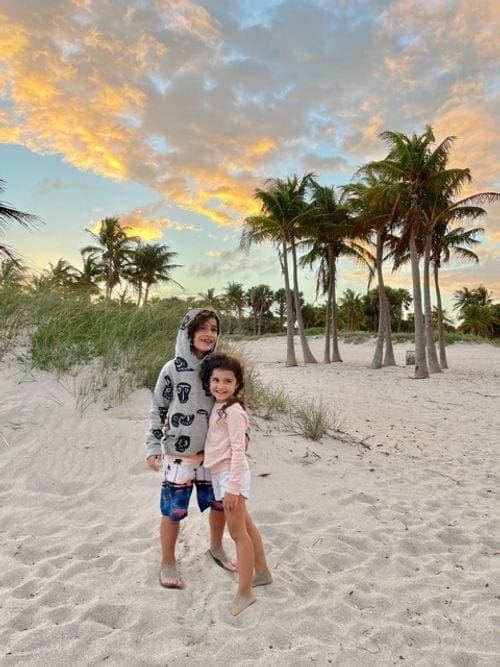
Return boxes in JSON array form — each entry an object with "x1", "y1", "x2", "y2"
[{"x1": 201, "y1": 353, "x2": 246, "y2": 416}]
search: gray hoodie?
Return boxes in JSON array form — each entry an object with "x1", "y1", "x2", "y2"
[{"x1": 145, "y1": 308, "x2": 218, "y2": 458}]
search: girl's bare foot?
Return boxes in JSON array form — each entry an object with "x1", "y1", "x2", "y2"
[
  {"x1": 252, "y1": 570, "x2": 273, "y2": 587},
  {"x1": 230, "y1": 594, "x2": 256, "y2": 616}
]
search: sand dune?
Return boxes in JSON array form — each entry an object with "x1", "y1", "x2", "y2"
[{"x1": 1, "y1": 339, "x2": 499, "y2": 665}]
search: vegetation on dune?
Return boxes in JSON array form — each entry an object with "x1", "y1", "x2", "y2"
[
  {"x1": 0, "y1": 282, "x2": 345, "y2": 437},
  {"x1": 0, "y1": 284, "x2": 186, "y2": 406}
]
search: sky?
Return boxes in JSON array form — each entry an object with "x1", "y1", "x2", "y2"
[{"x1": 1, "y1": 0, "x2": 499, "y2": 310}]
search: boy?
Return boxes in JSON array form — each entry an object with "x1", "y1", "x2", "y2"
[{"x1": 146, "y1": 308, "x2": 235, "y2": 588}]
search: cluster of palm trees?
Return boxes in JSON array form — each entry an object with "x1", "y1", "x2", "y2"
[
  {"x1": 453, "y1": 286, "x2": 500, "y2": 337},
  {"x1": 196, "y1": 283, "x2": 275, "y2": 335},
  {"x1": 0, "y1": 212, "x2": 181, "y2": 307},
  {"x1": 197, "y1": 282, "x2": 417, "y2": 337},
  {"x1": 81, "y1": 217, "x2": 182, "y2": 305},
  {"x1": 242, "y1": 126, "x2": 498, "y2": 377}
]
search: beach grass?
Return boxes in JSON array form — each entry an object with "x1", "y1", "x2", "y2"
[
  {"x1": 288, "y1": 399, "x2": 344, "y2": 440},
  {"x1": 0, "y1": 287, "x2": 187, "y2": 406},
  {"x1": 1, "y1": 286, "x2": 498, "y2": 417}
]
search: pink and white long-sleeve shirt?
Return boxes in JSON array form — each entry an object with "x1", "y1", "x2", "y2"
[{"x1": 203, "y1": 402, "x2": 249, "y2": 496}]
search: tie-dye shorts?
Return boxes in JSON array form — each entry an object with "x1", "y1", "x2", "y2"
[{"x1": 160, "y1": 455, "x2": 223, "y2": 520}]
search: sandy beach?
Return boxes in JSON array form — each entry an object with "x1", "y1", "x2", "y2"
[{"x1": 1, "y1": 338, "x2": 499, "y2": 666}]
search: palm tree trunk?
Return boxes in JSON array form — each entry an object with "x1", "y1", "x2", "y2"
[
  {"x1": 371, "y1": 297, "x2": 384, "y2": 368},
  {"x1": 323, "y1": 279, "x2": 332, "y2": 364},
  {"x1": 410, "y1": 230, "x2": 429, "y2": 379},
  {"x1": 382, "y1": 293, "x2": 396, "y2": 366},
  {"x1": 423, "y1": 234, "x2": 442, "y2": 373},
  {"x1": 323, "y1": 245, "x2": 333, "y2": 363},
  {"x1": 371, "y1": 231, "x2": 384, "y2": 369},
  {"x1": 434, "y1": 263, "x2": 448, "y2": 369},
  {"x1": 290, "y1": 237, "x2": 317, "y2": 363},
  {"x1": 330, "y1": 257, "x2": 342, "y2": 362},
  {"x1": 280, "y1": 241, "x2": 298, "y2": 367}
]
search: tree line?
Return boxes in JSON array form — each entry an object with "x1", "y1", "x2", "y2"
[{"x1": 2, "y1": 126, "x2": 499, "y2": 378}]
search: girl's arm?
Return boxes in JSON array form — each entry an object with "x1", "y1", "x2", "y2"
[{"x1": 225, "y1": 405, "x2": 249, "y2": 496}]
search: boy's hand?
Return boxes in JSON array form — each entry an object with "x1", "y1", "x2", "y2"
[
  {"x1": 146, "y1": 455, "x2": 162, "y2": 471},
  {"x1": 223, "y1": 492, "x2": 239, "y2": 511}
]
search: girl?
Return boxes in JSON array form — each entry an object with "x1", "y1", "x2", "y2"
[{"x1": 201, "y1": 353, "x2": 272, "y2": 616}]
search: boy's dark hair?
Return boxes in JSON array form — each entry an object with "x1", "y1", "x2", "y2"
[
  {"x1": 201, "y1": 353, "x2": 246, "y2": 415},
  {"x1": 187, "y1": 309, "x2": 219, "y2": 348}
]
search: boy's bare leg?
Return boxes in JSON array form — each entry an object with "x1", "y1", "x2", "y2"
[
  {"x1": 159, "y1": 516, "x2": 183, "y2": 588},
  {"x1": 245, "y1": 512, "x2": 273, "y2": 587},
  {"x1": 208, "y1": 509, "x2": 237, "y2": 572}
]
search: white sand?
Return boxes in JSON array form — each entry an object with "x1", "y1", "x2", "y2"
[{"x1": 0, "y1": 339, "x2": 499, "y2": 666}]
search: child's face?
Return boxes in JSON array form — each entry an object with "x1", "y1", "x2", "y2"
[
  {"x1": 192, "y1": 317, "x2": 218, "y2": 358},
  {"x1": 209, "y1": 368, "x2": 238, "y2": 403}
]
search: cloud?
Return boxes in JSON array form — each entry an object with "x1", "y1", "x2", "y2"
[
  {"x1": 86, "y1": 200, "x2": 201, "y2": 240},
  {"x1": 188, "y1": 245, "x2": 270, "y2": 284},
  {"x1": 1, "y1": 0, "x2": 499, "y2": 248},
  {"x1": 437, "y1": 258, "x2": 500, "y2": 300}
]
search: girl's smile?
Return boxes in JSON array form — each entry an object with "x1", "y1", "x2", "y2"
[
  {"x1": 192, "y1": 318, "x2": 218, "y2": 357},
  {"x1": 209, "y1": 368, "x2": 238, "y2": 402}
]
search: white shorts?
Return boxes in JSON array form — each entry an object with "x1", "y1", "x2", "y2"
[
  {"x1": 162, "y1": 455, "x2": 212, "y2": 484},
  {"x1": 211, "y1": 469, "x2": 251, "y2": 501}
]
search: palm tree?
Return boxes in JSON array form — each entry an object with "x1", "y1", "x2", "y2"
[
  {"x1": 432, "y1": 224, "x2": 483, "y2": 368},
  {"x1": 223, "y1": 281, "x2": 246, "y2": 333},
  {"x1": 343, "y1": 176, "x2": 395, "y2": 368},
  {"x1": 301, "y1": 303, "x2": 322, "y2": 329},
  {"x1": 246, "y1": 284, "x2": 274, "y2": 335},
  {"x1": 82, "y1": 217, "x2": 137, "y2": 299},
  {"x1": 387, "y1": 287, "x2": 413, "y2": 332},
  {"x1": 284, "y1": 175, "x2": 318, "y2": 364},
  {"x1": 302, "y1": 181, "x2": 372, "y2": 363},
  {"x1": 431, "y1": 306, "x2": 454, "y2": 331},
  {"x1": 458, "y1": 304, "x2": 499, "y2": 337},
  {"x1": 128, "y1": 243, "x2": 182, "y2": 305},
  {"x1": 72, "y1": 253, "x2": 102, "y2": 297},
  {"x1": 420, "y1": 167, "x2": 497, "y2": 371},
  {"x1": 273, "y1": 287, "x2": 287, "y2": 329},
  {"x1": 339, "y1": 289, "x2": 365, "y2": 331},
  {"x1": 362, "y1": 127, "x2": 457, "y2": 378},
  {"x1": 45, "y1": 258, "x2": 79, "y2": 289},
  {"x1": 0, "y1": 179, "x2": 39, "y2": 260},
  {"x1": 242, "y1": 174, "x2": 317, "y2": 366},
  {"x1": 453, "y1": 285, "x2": 492, "y2": 312},
  {"x1": 197, "y1": 287, "x2": 221, "y2": 311}
]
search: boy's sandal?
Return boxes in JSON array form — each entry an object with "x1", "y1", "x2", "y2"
[{"x1": 159, "y1": 564, "x2": 184, "y2": 589}]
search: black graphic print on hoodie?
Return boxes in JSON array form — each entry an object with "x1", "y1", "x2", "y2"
[{"x1": 145, "y1": 308, "x2": 219, "y2": 458}]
